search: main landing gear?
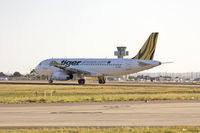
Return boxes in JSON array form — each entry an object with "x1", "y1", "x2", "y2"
[
  {"x1": 48, "y1": 76, "x2": 53, "y2": 84},
  {"x1": 98, "y1": 77, "x2": 106, "y2": 84},
  {"x1": 78, "y1": 79, "x2": 85, "y2": 85}
]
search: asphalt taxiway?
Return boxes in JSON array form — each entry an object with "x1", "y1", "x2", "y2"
[
  {"x1": 0, "y1": 100, "x2": 200, "y2": 128},
  {"x1": 0, "y1": 80, "x2": 200, "y2": 88}
]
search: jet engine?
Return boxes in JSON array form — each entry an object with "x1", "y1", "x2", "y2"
[{"x1": 52, "y1": 71, "x2": 73, "y2": 80}]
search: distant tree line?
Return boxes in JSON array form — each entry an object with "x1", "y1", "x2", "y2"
[
  {"x1": 0, "y1": 72, "x2": 6, "y2": 77},
  {"x1": 0, "y1": 71, "x2": 48, "y2": 80},
  {"x1": 0, "y1": 72, "x2": 22, "y2": 77}
]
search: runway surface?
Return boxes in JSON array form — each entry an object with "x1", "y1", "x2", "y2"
[
  {"x1": 0, "y1": 80, "x2": 200, "y2": 88},
  {"x1": 1, "y1": 100, "x2": 200, "y2": 127}
]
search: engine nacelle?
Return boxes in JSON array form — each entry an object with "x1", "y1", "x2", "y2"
[{"x1": 52, "y1": 71, "x2": 73, "y2": 81}]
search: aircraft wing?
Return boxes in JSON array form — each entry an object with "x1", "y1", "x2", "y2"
[{"x1": 50, "y1": 61, "x2": 101, "y2": 76}]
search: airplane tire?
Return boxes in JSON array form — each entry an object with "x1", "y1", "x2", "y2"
[
  {"x1": 48, "y1": 79, "x2": 53, "y2": 84},
  {"x1": 99, "y1": 79, "x2": 105, "y2": 84},
  {"x1": 78, "y1": 79, "x2": 85, "y2": 85}
]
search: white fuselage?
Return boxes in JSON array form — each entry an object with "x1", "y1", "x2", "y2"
[{"x1": 35, "y1": 58, "x2": 161, "y2": 77}]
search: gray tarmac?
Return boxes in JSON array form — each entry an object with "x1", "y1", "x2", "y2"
[
  {"x1": 0, "y1": 80, "x2": 200, "y2": 88},
  {"x1": 0, "y1": 100, "x2": 200, "y2": 128}
]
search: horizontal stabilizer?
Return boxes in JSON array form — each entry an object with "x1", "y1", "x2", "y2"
[
  {"x1": 137, "y1": 61, "x2": 151, "y2": 67},
  {"x1": 161, "y1": 62, "x2": 174, "y2": 64}
]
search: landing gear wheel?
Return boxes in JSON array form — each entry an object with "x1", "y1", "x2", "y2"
[
  {"x1": 98, "y1": 77, "x2": 106, "y2": 84},
  {"x1": 78, "y1": 79, "x2": 85, "y2": 85},
  {"x1": 48, "y1": 79, "x2": 53, "y2": 84}
]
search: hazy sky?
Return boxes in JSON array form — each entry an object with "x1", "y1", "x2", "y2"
[{"x1": 0, "y1": 0, "x2": 200, "y2": 74}]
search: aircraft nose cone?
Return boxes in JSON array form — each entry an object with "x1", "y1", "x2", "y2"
[{"x1": 35, "y1": 65, "x2": 40, "y2": 73}]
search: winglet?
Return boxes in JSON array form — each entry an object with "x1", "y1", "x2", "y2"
[{"x1": 133, "y1": 32, "x2": 159, "y2": 60}]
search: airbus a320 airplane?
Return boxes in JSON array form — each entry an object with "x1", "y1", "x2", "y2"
[{"x1": 35, "y1": 32, "x2": 161, "y2": 84}]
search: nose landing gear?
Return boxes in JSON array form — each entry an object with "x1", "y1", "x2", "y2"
[
  {"x1": 48, "y1": 79, "x2": 53, "y2": 84},
  {"x1": 48, "y1": 76, "x2": 53, "y2": 84}
]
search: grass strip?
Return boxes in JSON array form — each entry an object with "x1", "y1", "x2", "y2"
[
  {"x1": 0, "y1": 127, "x2": 200, "y2": 133},
  {"x1": 0, "y1": 84, "x2": 200, "y2": 103}
]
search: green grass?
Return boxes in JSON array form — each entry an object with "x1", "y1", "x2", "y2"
[
  {"x1": 0, "y1": 84, "x2": 200, "y2": 104},
  {"x1": 0, "y1": 127, "x2": 200, "y2": 133}
]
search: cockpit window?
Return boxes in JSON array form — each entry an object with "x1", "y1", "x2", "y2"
[{"x1": 39, "y1": 63, "x2": 42, "y2": 66}]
